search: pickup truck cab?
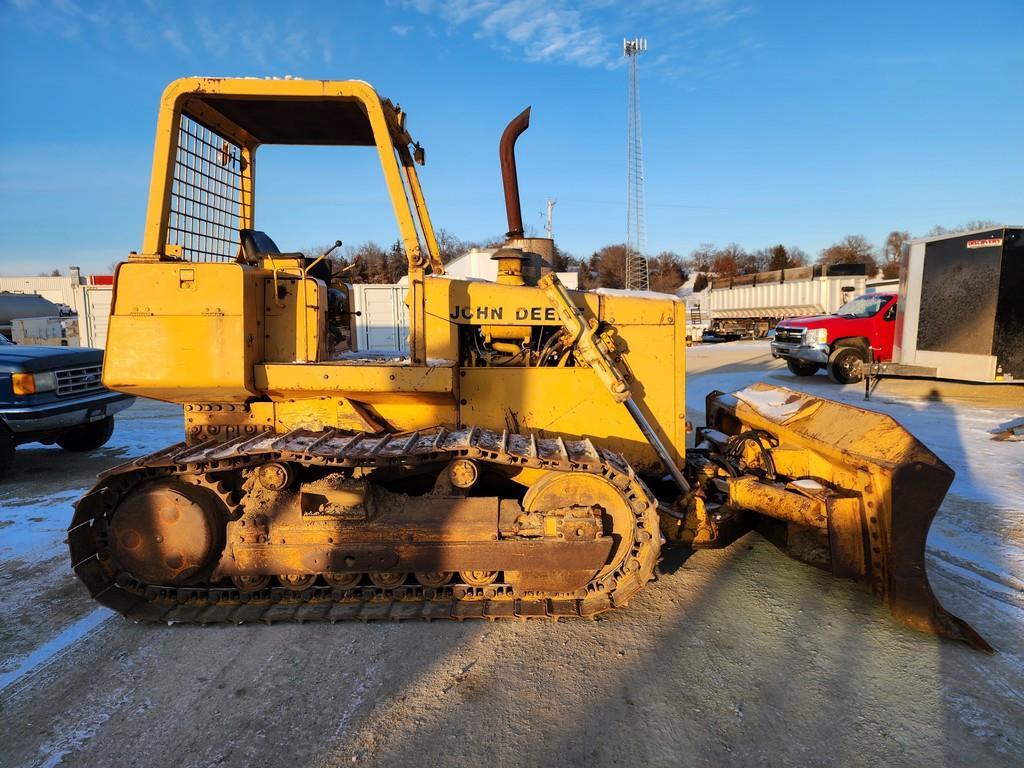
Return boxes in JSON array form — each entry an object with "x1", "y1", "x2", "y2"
[
  {"x1": 0, "y1": 335, "x2": 135, "y2": 477},
  {"x1": 771, "y1": 292, "x2": 898, "y2": 384}
]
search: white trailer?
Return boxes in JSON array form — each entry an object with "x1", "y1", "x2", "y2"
[
  {"x1": 706, "y1": 265, "x2": 868, "y2": 338},
  {"x1": 864, "y1": 225, "x2": 1023, "y2": 389}
]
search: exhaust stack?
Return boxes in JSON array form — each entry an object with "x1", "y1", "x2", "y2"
[
  {"x1": 497, "y1": 107, "x2": 555, "y2": 285},
  {"x1": 499, "y1": 107, "x2": 531, "y2": 240}
]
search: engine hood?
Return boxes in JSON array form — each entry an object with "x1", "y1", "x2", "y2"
[
  {"x1": 0, "y1": 345, "x2": 104, "y2": 373},
  {"x1": 777, "y1": 315, "x2": 834, "y2": 330}
]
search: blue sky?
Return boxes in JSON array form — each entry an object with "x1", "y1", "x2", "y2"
[{"x1": 0, "y1": 0, "x2": 1021, "y2": 275}]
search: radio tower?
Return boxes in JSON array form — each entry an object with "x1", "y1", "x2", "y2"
[{"x1": 624, "y1": 37, "x2": 649, "y2": 291}]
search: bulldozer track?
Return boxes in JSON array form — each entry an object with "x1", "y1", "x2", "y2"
[{"x1": 69, "y1": 427, "x2": 661, "y2": 624}]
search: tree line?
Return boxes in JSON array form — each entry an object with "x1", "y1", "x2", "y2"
[{"x1": 300, "y1": 220, "x2": 1001, "y2": 293}]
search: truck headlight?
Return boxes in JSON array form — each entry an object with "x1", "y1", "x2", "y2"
[
  {"x1": 11, "y1": 371, "x2": 57, "y2": 395},
  {"x1": 804, "y1": 328, "x2": 828, "y2": 345}
]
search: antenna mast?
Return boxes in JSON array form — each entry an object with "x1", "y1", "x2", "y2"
[
  {"x1": 545, "y1": 198, "x2": 557, "y2": 239},
  {"x1": 624, "y1": 37, "x2": 649, "y2": 291}
]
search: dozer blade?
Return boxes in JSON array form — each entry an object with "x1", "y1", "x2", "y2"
[{"x1": 704, "y1": 383, "x2": 991, "y2": 651}]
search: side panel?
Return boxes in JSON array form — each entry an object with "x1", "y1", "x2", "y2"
[
  {"x1": 457, "y1": 294, "x2": 687, "y2": 474},
  {"x1": 104, "y1": 262, "x2": 262, "y2": 402},
  {"x1": 994, "y1": 231, "x2": 1024, "y2": 378},
  {"x1": 893, "y1": 241, "x2": 925, "y2": 363},
  {"x1": 917, "y1": 233, "x2": 1001, "y2": 355},
  {"x1": 263, "y1": 275, "x2": 326, "y2": 364}
]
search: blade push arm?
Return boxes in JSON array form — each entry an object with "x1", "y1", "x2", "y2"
[{"x1": 538, "y1": 273, "x2": 691, "y2": 493}]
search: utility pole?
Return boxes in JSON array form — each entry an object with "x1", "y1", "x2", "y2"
[
  {"x1": 545, "y1": 198, "x2": 557, "y2": 239},
  {"x1": 624, "y1": 37, "x2": 649, "y2": 291}
]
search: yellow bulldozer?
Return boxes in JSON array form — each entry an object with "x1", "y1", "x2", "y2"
[{"x1": 69, "y1": 78, "x2": 988, "y2": 649}]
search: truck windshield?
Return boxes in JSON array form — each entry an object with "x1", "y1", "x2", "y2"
[{"x1": 836, "y1": 295, "x2": 890, "y2": 319}]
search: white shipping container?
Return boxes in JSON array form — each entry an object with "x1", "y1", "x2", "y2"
[
  {"x1": 73, "y1": 285, "x2": 113, "y2": 348},
  {"x1": 349, "y1": 284, "x2": 409, "y2": 354}
]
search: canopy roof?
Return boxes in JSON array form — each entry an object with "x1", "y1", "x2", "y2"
[{"x1": 163, "y1": 77, "x2": 411, "y2": 147}]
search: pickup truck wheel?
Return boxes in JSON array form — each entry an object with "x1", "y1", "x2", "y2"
[
  {"x1": 786, "y1": 359, "x2": 821, "y2": 377},
  {"x1": 0, "y1": 427, "x2": 14, "y2": 478},
  {"x1": 57, "y1": 416, "x2": 115, "y2": 452},
  {"x1": 827, "y1": 346, "x2": 865, "y2": 385}
]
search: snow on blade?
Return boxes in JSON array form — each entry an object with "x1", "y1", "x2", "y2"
[{"x1": 734, "y1": 384, "x2": 809, "y2": 423}]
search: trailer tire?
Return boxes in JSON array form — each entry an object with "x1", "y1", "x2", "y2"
[
  {"x1": 827, "y1": 346, "x2": 865, "y2": 385},
  {"x1": 786, "y1": 359, "x2": 821, "y2": 377}
]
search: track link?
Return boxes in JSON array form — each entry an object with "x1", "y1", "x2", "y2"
[{"x1": 69, "y1": 427, "x2": 661, "y2": 624}]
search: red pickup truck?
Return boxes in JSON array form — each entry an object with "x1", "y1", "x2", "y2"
[{"x1": 771, "y1": 292, "x2": 898, "y2": 384}]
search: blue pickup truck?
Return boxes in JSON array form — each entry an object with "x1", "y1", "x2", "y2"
[{"x1": 0, "y1": 335, "x2": 135, "y2": 477}]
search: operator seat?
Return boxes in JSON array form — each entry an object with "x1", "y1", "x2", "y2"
[{"x1": 239, "y1": 229, "x2": 333, "y2": 284}]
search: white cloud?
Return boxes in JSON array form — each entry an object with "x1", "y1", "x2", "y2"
[
  {"x1": 239, "y1": 25, "x2": 275, "y2": 67},
  {"x1": 319, "y1": 36, "x2": 334, "y2": 65},
  {"x1": 403, "y1": 0, "x2": 754, "y2": 73},
  {"x1": 197, "y1": 16, "x2": 230, "y2": 57},
  {"x1": 392, "y1": 24, "x2": 413, "y2": 37},
  {"x1": 162, "y1": 26, "x2": 189, "y2": 55}
]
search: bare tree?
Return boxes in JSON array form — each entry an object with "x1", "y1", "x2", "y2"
[
  {"x1": 739, "y1": 248, "x2": 770, "y2": 274},
  {"x1": 648, "y1": 250, "x2": 688, "y2": 293},
  {"x1": 927, "y1": 220, "x2": 1000, "y2": 237},
  {"x1": 582, "y1": 244, "x2": 628, "y2": 289},
  {"x1": 818, "y1": 234, "x2": 878, "y2": 276},
  {"x1": 785, "y1": 246, "x2": 809, "y2": 267},
  {"x1": 434, "y1": 228, "x2": 467, "y2": 264},
  {"x1": 711, "y1": 243, "x2": 745, "y2": 278},
  {"x1": 687, "y1": 242, "x2": 716, "y2": 273},
  {"x1": 882, "y1": 230, "x2": 910, "y2": 279}
]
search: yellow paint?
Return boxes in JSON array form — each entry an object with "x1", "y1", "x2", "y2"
[{"x1": 106, "y1": 77, "x2": 689, "y2": 474}]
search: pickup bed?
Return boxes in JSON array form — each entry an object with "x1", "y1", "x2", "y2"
[{"x1": 0, "y1": 336, "x2": 135, "y2": 476}]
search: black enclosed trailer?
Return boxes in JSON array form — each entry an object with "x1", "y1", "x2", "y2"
[{"x1": 865, "y1": 226, "x2": 1023, "y2": 389}]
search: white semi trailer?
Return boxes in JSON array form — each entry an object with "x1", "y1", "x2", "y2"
[{"x1": 704, "y1": 264, "x2": 868, "y2": 340}]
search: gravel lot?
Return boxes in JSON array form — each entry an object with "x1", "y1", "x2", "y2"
[{"x1": 1, "y1": 343, "x2": 1021, "y2": 768}]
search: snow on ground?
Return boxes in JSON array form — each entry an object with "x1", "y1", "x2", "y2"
[
  {"x1": 0, "y1": 400, "x2": 180, "y2": 561},
  {"x1": 0, "y1": 399, "x2": 182, "y2": 686}
]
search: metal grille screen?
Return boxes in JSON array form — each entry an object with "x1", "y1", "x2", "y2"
[{"x1": 166, "y1": 114, "x2": 250, "y2": 261}]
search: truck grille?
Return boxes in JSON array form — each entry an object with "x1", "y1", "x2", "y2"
[
  {"x1": 774, "y1": 327, "x2": 805, "y2": 345},
  {"x1": 56, "y1": 365, "x2": 104, "y2": 397}
]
